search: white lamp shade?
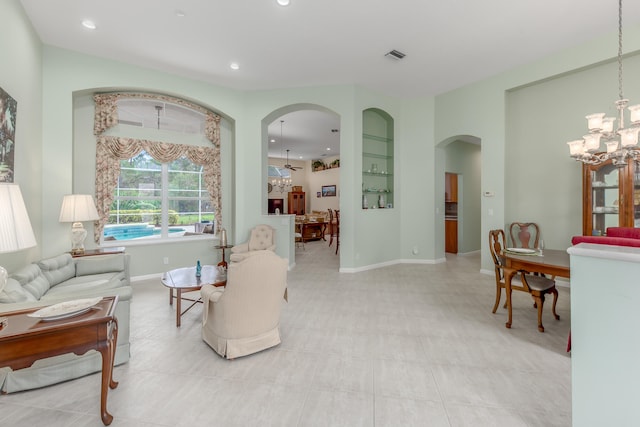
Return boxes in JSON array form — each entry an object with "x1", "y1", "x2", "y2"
[
  {"x1": 586, "y1": 113, "x2": 605, "y2": 131},
  {"x1": 59, "y1": 194, "x2": 100, "y2": 223},
  {"x1": 583, "y1": 134, "x2": 601, "y2": 152},
  {"x1": 628, "y1": 105, "x2": 640, "y2": 124},
  {"x1": 618, "y1": 128, "x2": 640, "y2": 148},
  {"x1": 602, "y1": 117, "x2": 616, "y2": 133},
  {"x1": 0, "y1": 184, "x2": 37, "y2": 253},
  {"x1": 567, "y1": 140, "x2": 585, "y2": 156}
]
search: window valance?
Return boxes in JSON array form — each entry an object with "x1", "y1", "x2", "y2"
[{"x1": 93, "y1": 92, "x2": 221, "y2": 145}]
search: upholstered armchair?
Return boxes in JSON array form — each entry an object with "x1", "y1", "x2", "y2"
[
  {"x1": 200, "y1": 250, "x2": 288, "y2": 359},
  {"x1": 230, "y1": 224, "x2": 275, "y2": 261}
]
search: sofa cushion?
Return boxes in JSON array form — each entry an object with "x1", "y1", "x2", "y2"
[
  {"x1": 37, "y1": 254, "x2": 76, "y2": 287},
  {"x1": 75, "y1": 254, "x2": 125, "y2": 276},
  {"x1": 0, "y1": 278, "x2": 37, "y2": 303},
  {"x1": 10, "y1": 264, "x2": 50, "y2": 300}
]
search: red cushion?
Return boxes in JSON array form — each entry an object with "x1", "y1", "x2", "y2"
[
  {"x1": 606, "y1": 227, "x2": 640, "y2": 239},
  {"x1": 571, "y1": 235, "x2": 640, "y2": 247}
]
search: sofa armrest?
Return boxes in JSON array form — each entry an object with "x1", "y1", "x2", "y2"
[
  {"x1": 231, "y1": 243, "x2": 249, "y2": 254},
  {"x1": 75, "y1": 254, "x2": 130, "y2": 282}
]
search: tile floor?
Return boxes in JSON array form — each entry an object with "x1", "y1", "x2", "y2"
[{"x1": 0, "y1": 241, "x2": 572, "y2": 426}]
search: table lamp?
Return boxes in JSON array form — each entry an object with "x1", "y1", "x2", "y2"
[
  {"x1": 0, "y1": 184, "x2": 37, "y2": 293},
  {"x1": 59, "y1": 194, "x2": 100, "y2": 255}
]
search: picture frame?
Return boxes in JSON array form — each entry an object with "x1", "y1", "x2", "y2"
[
  {"x1": 0, "y1": 86, "x2": 17, "y2": 183},
  {"x1": 316, "y1": 192, "x2": 321, "y2": 198},
  {"x1": 321, "y1": 185, "x2": 336, "y2": 197}
]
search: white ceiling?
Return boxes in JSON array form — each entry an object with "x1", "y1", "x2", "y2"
[{"x1": 19, "y1": 0, "x2": 640, "y2": 159}]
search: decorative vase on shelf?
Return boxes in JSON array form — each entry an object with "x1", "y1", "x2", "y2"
[
  {"x1": 362, "y1": 194, "x2": 368, "y2": 209},
  {"x1": 196, "y1": 260, "x2": 202, "y2": 277},
  {"x1": 378, "y1": 194, "x2": 385, "y2": 208}
]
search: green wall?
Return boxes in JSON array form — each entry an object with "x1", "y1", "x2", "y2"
[
  {"x1": 0, "y1": 0, "x2": 42, "y2": 272},
  {"x1": 4, "y1": 0, "x2": 640, "y2": 278},
  {"x1": 436, "y1": 23, "x2": 640, "y2": 272}
]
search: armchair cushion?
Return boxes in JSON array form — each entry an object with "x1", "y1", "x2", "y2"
[
  {"x1": 247, "y1": 225, "x2": 276, "y2": 251},
  {"x1": 231, "y1": 224, "x2": 276, "y2": 254}
]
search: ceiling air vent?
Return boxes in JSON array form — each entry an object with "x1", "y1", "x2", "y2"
[{"x1": 385, "y1": 50, "x2": 406, "y2": 60}]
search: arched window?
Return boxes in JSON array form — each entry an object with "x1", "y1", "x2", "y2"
[{"x1": 93, "y1": 93, "x2": 221, "y2": 243}]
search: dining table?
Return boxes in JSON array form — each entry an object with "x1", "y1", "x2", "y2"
[{"x1": 503, "y1": 248, "x2": 570, "y2": 330}]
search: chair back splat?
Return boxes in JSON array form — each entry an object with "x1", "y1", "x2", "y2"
[{"x1": 509, "y1": 222, "x2": 540, "y2": 249}]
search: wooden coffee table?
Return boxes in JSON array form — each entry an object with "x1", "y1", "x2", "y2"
[
  {"x1": 0, "y1": 296, "x2": 119, "y2": 425},
  {"x1": 161, "y1": 265, "x2": 226, "y2": 327}
]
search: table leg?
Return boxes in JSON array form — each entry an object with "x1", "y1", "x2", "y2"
[
  {"x1": 98, "y1": 320, "x2": 119, "y2": 426},
  {"x1": 169, "y1": 288, "x2": 173, "y2": 306},
  {"x1": 505, "y1": 269, "x2": 516, "y2": 329}
]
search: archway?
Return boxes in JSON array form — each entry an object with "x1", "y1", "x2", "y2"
[
  {"x1": 262, "y1": 104, "x2": 341, "y2": 269},
  {"x1": 436, "y1": 135, "x2": 482, "y2": 260}
]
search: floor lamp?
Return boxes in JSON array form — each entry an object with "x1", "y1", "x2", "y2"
[{"x1": 0, "y1": 184, "x2": 37, "y2": 294}]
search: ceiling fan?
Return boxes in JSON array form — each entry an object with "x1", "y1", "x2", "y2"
[
  {"x1": 278, "y1": 120, "x2": 302, "y2": 171},
  {"x1": 283, "y1": 149, "x2": 302, "y2": 171}
]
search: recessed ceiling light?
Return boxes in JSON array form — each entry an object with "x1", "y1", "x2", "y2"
[
  {"x1": 326, "y1": 147, "x2": 331, "y2": 151},
  {"x1": 81, "y1": 20, "x2": 96, "y2": 30},
  {"x1": 277, "y1": 0, "x2": 290, "y2": 6},
  {"x1": 230, "y1": 62, "x2": 240, "y2": 70},
  {"x1": 270, "y1": 138, "x2": 275, "y2": 143},
  {"x1": 175, "y1": 10, "x2": 186, "y2": 17}
]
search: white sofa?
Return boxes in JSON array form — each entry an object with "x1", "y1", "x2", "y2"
[{"x1": 0, "y1": 252, "x2": 132, "y2": 393}]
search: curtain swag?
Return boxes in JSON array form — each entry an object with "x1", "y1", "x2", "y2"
[{"x1": 93, "y1": 135, "x2": 221, "y2": 243}]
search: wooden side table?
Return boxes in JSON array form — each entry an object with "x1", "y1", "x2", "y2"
[
  {"x1": 0, "y1": 296, "x2": 120, "y2": 425},
  {"x1": 71, "y1": 247, "x2": 125, "y2": 258},
  {"x1": 215, "y1": 244, "x2": 233, "y2": 268}
]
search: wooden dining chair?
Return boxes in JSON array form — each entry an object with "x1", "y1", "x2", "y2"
[
  {"x1": 328, "y1": 208, "x2": 336, "y2": 247},
  {"x1": 489, "y1": 229, "x2": 559, "y2": 332},
  {"x1": 333, "y1": 210, "x2": 340, "y2": 254},
  {"x1": 509, "y1": 222, "x2": 540, "y2": 249}
]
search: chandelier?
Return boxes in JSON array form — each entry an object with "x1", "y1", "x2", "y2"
[
  {"x1": 271, "y1": 176, "x2": 292, "y2": 193},
  {"x1": 271, "y1": 120, "x2": 292, "y2": 192},
  {"x1": 567, "y1": 0, "x2": 640, "y2": 168}
]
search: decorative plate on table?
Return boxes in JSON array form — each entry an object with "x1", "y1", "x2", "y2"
[
  {"x1": 28, "y1": 297, "x2": 102, "y2": 321},
  {"x1": 506, "y1": 248, "x2": 538, "y2": 255}
]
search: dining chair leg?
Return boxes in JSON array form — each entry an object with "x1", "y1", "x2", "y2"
[
  {"x1": 492, "y1": 287, "x2": 502, "y2": 313},
  {"x1": 551, "y1": 288, "x2": 560, "y2": 320}
]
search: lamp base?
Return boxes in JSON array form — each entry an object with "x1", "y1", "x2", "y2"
[
  {"x1": 0, "y1": 265, "x2": 8, "y2": 294},
  {"x1": 70, "y1": 222, "x2": 88, "y2": 255}
]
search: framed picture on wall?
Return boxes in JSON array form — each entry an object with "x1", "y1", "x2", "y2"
[
  {"x1": 322, "y1": 185, "x2": 336, "y2": 197},
  {"x1": 317, "y1": 192, "x2": 321, "y2": 198},
  {"x1": 0, "y1": 86, "x2": 17, "y2": 183}
]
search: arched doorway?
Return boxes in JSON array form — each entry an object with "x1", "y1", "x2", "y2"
[
  {"x1": 436, "y1": 135, "x2": 482, "y2": 258},
  {"x1": 262, "y1": 104, "x2": 341, "y2": 269}
]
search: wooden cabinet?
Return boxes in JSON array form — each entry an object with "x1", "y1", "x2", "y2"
[
  {"x1": 582, "y1": 158, "x2": 640, "y2": 236},
  {"x1": 445, "y1": 219, "x2": 458, "y2": 253},
  {"x1": 362, "y1": 108, "x2": 394, "y2": 209},
  {"x1": 288, "y1": 191, "x2": 305, "y2": 215},
  {"x1": 445, "y1": 173, "x2": 458, "y2": 202}
]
